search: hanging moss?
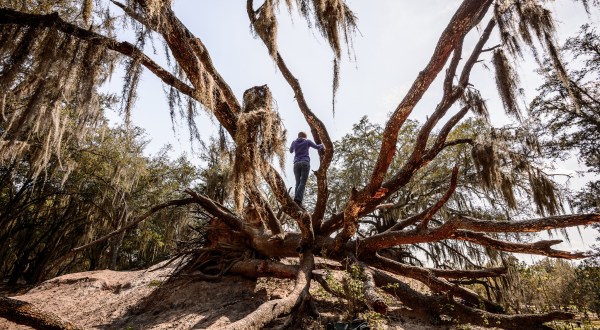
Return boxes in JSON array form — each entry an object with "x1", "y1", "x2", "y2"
[
  {"x1": 0, "y1": 24, "x2": 110, "y2": 182},
  {"x1": 332, "y1": 57, "x2": 339, "y2": 116},
  {"x1": 253, "y1": 0, "x2": 279, "y2": 59},
  {"x1": 231, "y1": 85, "x2": 286, "y2": 211},
  {"x1": 472, "y1": 140, "x2": 501, "y2": 191},
  {"x1": 528, "y1": 168, "x2": 563, "y2": 216},
  {"x1": 492, "y1": 49, "x2": 523, "y2": 120},
  {"x1": 461, "y1": 88, "x2": 489, "y2": 121}
]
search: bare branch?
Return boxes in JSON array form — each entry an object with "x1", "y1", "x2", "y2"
[
  {"x1": 442, "y1": 138, "x2": 474, "y2": 149},
  {"x1": 452, "y1": 213, "x2": 600, "y2": 233},
  {"x1": 386, "y1": 165, "x2": 459, "y2": 232},
  {"x1": 444, "y1": 37, "x2": 464, "y2": 94},
  {"x1": 370, "y1": 253, "x2": 503, "y2": 312},
  {"x1": 451, "y1": 230, "x2": 590, "y2": 259},
  {"x1": 362, "y1": 0, "x2": 493, "y2": 197},
  {"x1": 428, "y1": 266, "x2": 508, "y2": 279},
  {"x1": 373, "y1": 269, "x2": 573, "y2": 330},
  {"x1": 0, "y1": 297, "x2": 83, "y2": 330},
  {"x1": 70, "y1": 197, "x2": 196, "y2": 255},
  {"x1": 458, "y1": 18, "x2": 496, "y2": 87}
]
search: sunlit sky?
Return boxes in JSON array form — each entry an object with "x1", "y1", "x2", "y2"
[{"x1": 104, "y1": 1, "x2": 599, "y2": 256}]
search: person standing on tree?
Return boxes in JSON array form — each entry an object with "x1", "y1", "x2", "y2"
[{"x1": 289, "y1": 131, "x2": 324, "y2": 206}]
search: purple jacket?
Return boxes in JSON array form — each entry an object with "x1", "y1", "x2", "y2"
[{"x1": 289, "y1": 138, "x2": 324, "y2": 163}]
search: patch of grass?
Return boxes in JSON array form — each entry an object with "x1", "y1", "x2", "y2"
[{"x1": 148, "y1": 279, "x2": 162, "y2": 287}]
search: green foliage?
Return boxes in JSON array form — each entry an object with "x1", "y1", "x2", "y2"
[
  {"x1": 320, "y1": 264, "x2": 384, "y2": 327},
  {"x1": 530, "y1": 24, "x2": 600, "y2": 214},
  {"x1": 476, "y1": 256, "x2": 600, "y2": 320},
  {"x1": 0, "y1": 117, "x2": 200, "y2": 283},
  {"x1": 570, "y1": 257, "x2": 600, "y2": 315}
]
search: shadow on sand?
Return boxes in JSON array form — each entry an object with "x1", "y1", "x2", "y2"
[{"x1": 98, "y1": 274, "x2": 269, "y2": 329}]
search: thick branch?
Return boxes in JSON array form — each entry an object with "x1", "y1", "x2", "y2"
[
  {"x1": 453, "y1": 213, "x2": 600, "y2": 233},
  {"x1": 229, "y1": 259, "x2": 298, "y2": 279},
  {"x1": 161, "y1": 7, "x2": 241, "y2": 114},
  {"x1": 358, "y1": 213, "x2": 600, "y2": 253},
  {"x1": 369, "y1": 254, "x2": 503, "y2": 313},
  {"x1": 363, "y1": 0, "x2": 492, "y2": 196},
  {"x1": 360, "y1": 264, "x2": 389, "y2": 314},
  {"x1": 356, "y1": 212, "x2": 460, "y2": 252},
  {"x1": 451, "y1": 230, "x2": 589, "y2": 259},
  {"x1": 428, "y1": 266, "x2": 508, "y2": 279},
  {"x1": 0, "y1": 8, "x2": 197, "y2": 100},
  {"x1": 184, "y1": 189, "x2": 254, "y2": 237}
]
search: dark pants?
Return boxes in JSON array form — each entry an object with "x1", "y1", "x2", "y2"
[{"x1": 293, "y1": 161, "x2": 310, "y2": 203}]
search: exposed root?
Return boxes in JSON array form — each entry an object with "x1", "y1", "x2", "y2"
[
  {"x1": 0, "y1": 297, "x2": 83, "y2": 330},
  {"x1": 372, "y1": 269, "x2": 573, "y2": 330},
  {"x1": 222, "y1": 252, "x2": 314, "y2": 330},
  {"x1": 360, "y1": 265, "x2": 388, "y2": 315}
]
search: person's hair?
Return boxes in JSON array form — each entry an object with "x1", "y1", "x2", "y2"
[{"x1": 298, "y1": 131, "x2": 307, "y2": 139}]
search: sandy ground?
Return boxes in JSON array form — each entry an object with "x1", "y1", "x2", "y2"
[{"x1": 0, "y1": 260, "x2": 483, "y2": 329}]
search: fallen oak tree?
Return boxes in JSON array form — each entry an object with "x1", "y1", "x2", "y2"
[{"x1": 1, "y1": 0, "x2": 599, "y2": 329}]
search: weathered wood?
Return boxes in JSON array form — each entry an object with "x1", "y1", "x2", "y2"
[
  {"x1": 0, "y1": 297, "x2": 83, "y2": 330},
  {"x1": 373, "y1": 270, "x2": 572, "y2": 330}
]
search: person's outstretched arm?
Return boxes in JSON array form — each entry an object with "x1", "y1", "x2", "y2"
[{"x1": 308, "y1": 140, "x2": 324, "y2": 151}]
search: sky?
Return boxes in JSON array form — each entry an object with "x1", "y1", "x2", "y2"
[{"x1": 104, "y1": 1, "x2": 599, "y2": 255}]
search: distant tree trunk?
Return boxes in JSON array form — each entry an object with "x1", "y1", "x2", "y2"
[
  {"x1": 109, "y1": 231, "x2": 126, "y2": 270},
  {"x1": 8, "y1": 233, "x2": 33, "y2": 286}
]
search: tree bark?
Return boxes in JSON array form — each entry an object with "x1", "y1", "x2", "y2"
[{"x1": 0, "y1": 297, "x2": 83, "y2": 330}]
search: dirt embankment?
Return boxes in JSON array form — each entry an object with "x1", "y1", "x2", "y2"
[{"x1": 0, "y1": 260, "x2": 477, "y2": 329}]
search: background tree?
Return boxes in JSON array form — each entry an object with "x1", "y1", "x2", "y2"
[
  {"x1": 530, "y1": 23, "x2": 600, "y2": 214},
  {"x1": 0, "y1": 116, "x2": 199, "y2": 284},
  {"x1": 1, "y1": 1, "x2": 600, "y2": 329},
  {"x1": 571, "y1": 255, "x2": 600, "y2": 316}
]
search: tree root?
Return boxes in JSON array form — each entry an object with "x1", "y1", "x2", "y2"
[
  {"x1": 372, "y1": 269, "x2": 573, "y2": 330},
  {"x1": 222, "y1": 252, "x2": 315, "y2": 330},
  {"x1": 229, "y1": 259, "x2": 298, "y2": 279},
  {"x1": 371, "y1": 253, "x2": 504, "y2": 313},
  {"x1": 0, "y1": 297, "x2": 83, "y2": 330}
]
